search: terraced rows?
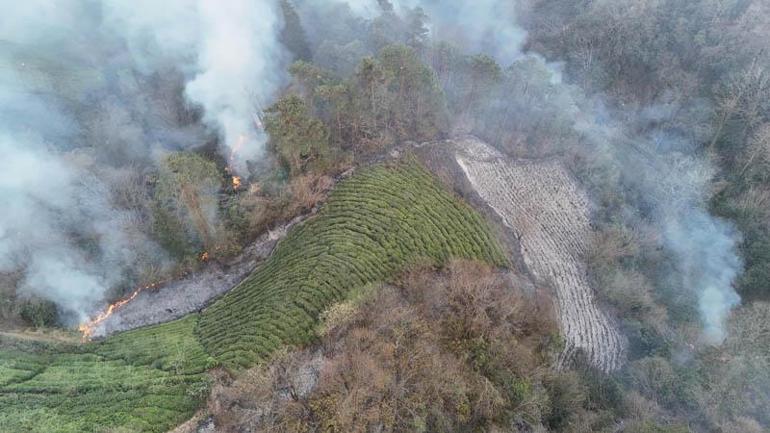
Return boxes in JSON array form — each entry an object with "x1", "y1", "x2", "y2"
[
  {"x1": 455, "y1": 137, "x2": 625, "y2": 372},
  {"x1": 197, "y1": 161, "x2": 507, "y2": 369},
  {"x1": 1, "y1": 160, "x2": 507, "y2": 432},
  {"x1": 0, "y1": 316, "x2": 210, "y2": 433}
]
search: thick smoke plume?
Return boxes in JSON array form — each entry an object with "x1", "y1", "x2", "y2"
[
  {"x1": 664, "y1": 210, "x2": 741, "y2": 343},
  {"x1": 188, "y1": 1, "x2": 284, "y2": 173},
  {"x1": 587, "y1": 119, "x2": 743, "y2": 344},
  {"x1": 0, "y1": 0, "x2": 285, "y2": 321},
  {"x1": 105, "y1": 0, "x2": 287, "y2": 173}
]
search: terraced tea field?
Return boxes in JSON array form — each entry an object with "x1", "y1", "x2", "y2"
[
  {"x1": 0, "y1": 316, "x2": 211, "y2": 433},
  {"x1": 0, "y1": 160, "x2": 506, "y2": 432},
  {"x1": 454, "y1": 137, "x2": 626, "y2": 372},
  {"x1": 196, "y1": 161, "x2": 508, "y2": 368}
]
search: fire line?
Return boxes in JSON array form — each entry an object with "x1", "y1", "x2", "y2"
[{"x1": 78, "y1": 280, "x2": 167, "y2": 341}]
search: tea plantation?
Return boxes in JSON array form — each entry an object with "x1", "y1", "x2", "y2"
[
  {"x1": 0, "y1": 315, "x2": 210, "y2": 433},
  {"x1": 196, "y1": 161, "x2": 507, "y2": 368},
  {"x1": 0, "y1": 160, "x2": 506, "y2": 432}
]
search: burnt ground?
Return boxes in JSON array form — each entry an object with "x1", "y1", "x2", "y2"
[{"x1": 95, "y1": 212, "x2": 313, "y2": 338}]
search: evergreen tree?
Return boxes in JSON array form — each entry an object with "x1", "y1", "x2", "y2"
[{"x1": 265, "y1": 95, "x2": 331, "y2": 176}]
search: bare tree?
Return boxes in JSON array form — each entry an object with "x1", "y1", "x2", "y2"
[
  {"x1": 740, "y1": 123, "x2": 770, "y2": 177},
  {"x1": 710, "y1": 61, "x2": 770, "y2": 151}
]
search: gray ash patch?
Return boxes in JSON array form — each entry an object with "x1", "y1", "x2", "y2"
[{"x1": 94, "y1": 213, "x2": 311, "y2": 337}]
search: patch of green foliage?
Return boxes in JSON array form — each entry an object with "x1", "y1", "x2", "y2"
[
  {"x1": 0, "y1": 316, "x2": 210, "y2": 433},
  {"x1": 713, "y1": 186, "x2": 770, "y2": 301},
  {"x1": 290, "y1": 44, "x2": 449, "y2": 152},
  {"x1": 265, "y1": 94, "x2": 332, "y2": 176},
  {"x1": 19, "y1": 298, "x2": 59, "y2": 328},
  {"x1": 196, "y1": 160, "x2": 506, "y2": 369}
]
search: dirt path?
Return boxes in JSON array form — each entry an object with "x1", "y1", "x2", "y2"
[{"x1": 454, "y1": 136, "x2": 625, "y2": 372}]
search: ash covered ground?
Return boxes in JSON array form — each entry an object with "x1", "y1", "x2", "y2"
[{"x1": 95, "y1": 214, "x2": 310, "y2": 337}]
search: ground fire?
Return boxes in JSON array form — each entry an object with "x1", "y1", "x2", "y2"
[{"x1": 78, "y1": 280, "x2": 166, "y2": 341}]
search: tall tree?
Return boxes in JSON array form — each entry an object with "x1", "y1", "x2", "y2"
[
  {"x1": 265, "y1": 95, "x2": 331, "y2": 176},
  {"x1": 354, "y1": 45, "x2": 448, "y2": 144}
]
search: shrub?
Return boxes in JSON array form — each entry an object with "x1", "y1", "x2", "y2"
[
  {"x1": 19, "y1": 298, "x2": 58, "y2": 328},
  {"x1": 626, "y1": 357, "x2": 683, "y2": 408},
  {"x1": 209, "y1": 261, "x2": 558, "y2": 433},
  {"x1": 543, "y1": 371, "x2": 588, "y2": 431}
]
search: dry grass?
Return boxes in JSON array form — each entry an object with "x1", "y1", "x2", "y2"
[{"x1": 236, "y1": 173, "x2": 336, "y2": 239}]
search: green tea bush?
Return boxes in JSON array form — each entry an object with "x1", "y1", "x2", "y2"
[
  {"x1": 197, "y1": 160, "x2": 506, "y2": 369},
  {"x1": 0, "y1": 318, "x2": 209, "y2": 433}
]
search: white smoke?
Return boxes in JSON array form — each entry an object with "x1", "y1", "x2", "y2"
[
  {"x1": 104, "y1": 0, "x2": 287, "y2": 172},
  {"x1": 663, "y1": 210, "x2": 742, "y2": 343},
  {"x1": 0, "y1": 0, "x2": 287, "y2": 321},
  {"x1": 300, "y1": 0, "x2": 525, "y2": 63},
  {"x1": 646, "y1": 152, "x2": 743, "y2": 343},
  {"x1": 0, "y1": 95, "x2": 165, "y2": 320},
  {"x1": 187, "y1": 0, "x2": 285, "y2": 172},
  {"x1": 578, "y1": 102, "x2": 744, "y2": 345},
  {"x1": 392, "y1": 0, "x2": 525, "y2": 64},
  {"x1": 0, "y1": 131, "x2": 100, "y2": 318},
  {"x1": 330, "y1": 0, "x2": 743, "y2": 344}
]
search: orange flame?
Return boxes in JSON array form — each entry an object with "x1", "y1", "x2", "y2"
[
  {"x1": 232, "y1": 176, "x2": 242, "y2": 190},
  {"x1": 200, "y1": 251, "x2": 210, "y2": 262},
  {"x1": 78, "y1": 280, "x2": 166, "y2": 341}
]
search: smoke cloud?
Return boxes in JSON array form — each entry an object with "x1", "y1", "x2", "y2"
[
  {"x1": 0, "y1": 83, "x2": 166, "y2": 320},
  {"x1": 577, "y1": 95, "x2": 743, "y2": 346},
  {"x1": 322, "y1": 0, "x2": 524, "y2": 62},
  {"x1": 0, "y1": 0, "x2": 286, "y2": 321},
  {"x1": 104, "y1": 0, "x2": 287, "y2": 172},
  {"x1": 664, "y1": 210, "x2": 742, "y2": 343},
  {"x1": 187, "y1": 0, "x2": 285, "y2": 172},
  {"x1": 392, "y1": 0, "x2": 525, "y2": 64},
  {"x1": 332, "y1": 0, "x2": 743, "y2": 343}
]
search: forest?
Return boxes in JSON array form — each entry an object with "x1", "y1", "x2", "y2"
[{"x1": 1, "y1": 0, "x2": 769, "y2": 432}]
